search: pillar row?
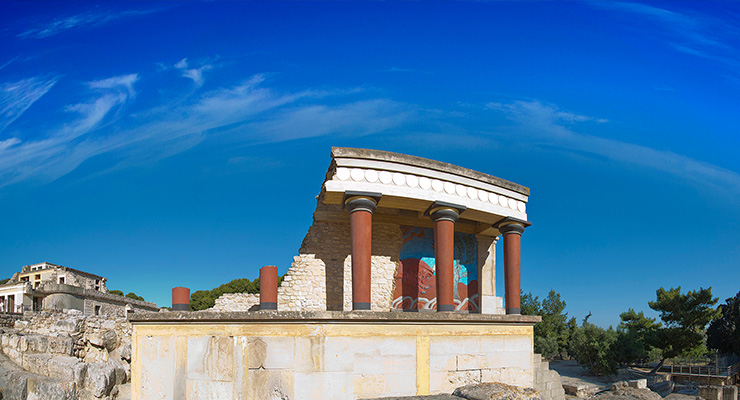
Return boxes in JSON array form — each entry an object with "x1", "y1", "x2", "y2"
[
  {"x1": 428, "y1": 201, "x2": 466, "y2": 312},
  {"x1": 494, "y1": 218, "x2": 531, "y2": 315},
  {"x1": 344, "y1": 191, "x2": 381, "y2": 311}
]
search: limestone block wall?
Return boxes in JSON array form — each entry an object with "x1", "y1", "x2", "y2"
[
  {"x1": 130, "y1": 313, "x2": 537, "y2": 400},
  {"x1": 277, "y1": 202, "x2": 402, "y2": 312},
  {"x1": 211, "y1": 293, "x2": 260, "y2": 312}
]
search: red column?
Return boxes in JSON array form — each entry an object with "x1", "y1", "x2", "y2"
[
  {"x1": 345, "y1": 193, "x2": 379, "y2": 311},
  {"x1": 260, "y1": 265, "x2": 278, "y2": 310},
  {"x1": 499, "y1": 223, "x2": 526, "y2": 314},
  {"x1": 429, "y1": 204, "x2": 463, "y2": 312},
  {"x1": 172, "y1": 287, "x2": 190, "y2": 311}
]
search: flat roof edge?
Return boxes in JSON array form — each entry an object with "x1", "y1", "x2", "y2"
[
  {"x1": 331, "y1": 147, "x2": 530, "y2": 196},
  {"x1": 130, "y1": 310, "x2": 541, "y2": 324}
]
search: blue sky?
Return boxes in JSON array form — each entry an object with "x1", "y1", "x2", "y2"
[{"x1": 2, "y1": 1, "x2": 739, "y2": 327}]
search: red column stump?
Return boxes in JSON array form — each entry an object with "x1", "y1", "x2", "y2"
[
  {"x1": 260, "y1": 265, "x2": 278, "y2": 310},
  {"x1": 172, "y1": 287, "x2": 190, "y2": 311}
]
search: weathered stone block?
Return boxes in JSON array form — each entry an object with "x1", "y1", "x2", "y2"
[
  {"x1": 294, "y1": 372, "x2": 322, "y2": 400},
  {"x1": 321, "y1": 371, "x2": 353, "y2": 400},
  {"x1": 324, "y1": 337, "x2": 355, "y2": 372},
  {"x1": 47, "y1": 334, "x2": 74, "y2": 355},
  {"x1": 206, "y1": 336, "x2": 234, "y2": 382},
  {"x1": 85, "y1": 362, "x2": 116, "y2": 398},
  {"x1": 249, "y1": 369, "x2": 295, "y2": 400},
  {"x1": 247, "y1": 337, "x2": 267, "y2": 369},
  {"x1": 294, "y1": 337, "x2": 323, "y2": 372},
  {"x1": 187, "y1": 380, "x2": 233, "y2": 400},
  {"x1": 454, "y1": 382, "x2": 540, "y2": 400},
  {"x1": 47, "y1": 355, "x2": 84, "y2": 383},
  {"x1": 22, "y1": 353, "x2": 51, "y2": 375},
  {"x1": 263, "y1": 336, "x2": 295, "y2": 370},
  {"x1": 698, "y1": 386, "x2": 723, "y2": 400},
  {"x1": 457, "y1": 354, "x2": 486, "y2": 371},
  {"x1": 722, "y1": 386, "x2": 737, "y2": 400},
  {"x1": 628, "y1": 379, "x2": 647, "y2": 389},
  {"x1": 354, "y1": 373, "x2": 387, "y2": 396}
]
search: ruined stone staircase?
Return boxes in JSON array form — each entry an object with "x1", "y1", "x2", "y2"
[{"x1": 533, "y1": 353, "x2": 566, "y2": 400}]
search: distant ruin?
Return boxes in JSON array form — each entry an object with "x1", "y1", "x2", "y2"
[{"x1": 0, "y1": 262, "x2": 159, "y2": 316}]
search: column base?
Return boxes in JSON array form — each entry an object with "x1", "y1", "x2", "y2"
[
  {"x1": 437, "y1": 304, "x2": 455, "y2": 312},
  {"x1": 353, "y1": 302, "x2": 371, "y2": 310},
  {"x1": 172, "y1": 304, "x2": 190, "y2": 311},
  {"x1": 260, "y1": 302, "x2": 277, "y2": 310},
  {"x1": 506, "y1": 307, "x2": 521, "y2": 315}
]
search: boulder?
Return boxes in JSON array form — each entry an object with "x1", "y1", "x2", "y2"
[
  {"x1": 663, "y1": 394, "x2": 701, "y2": 400},
  {"x1": 85, "y1": 362, "x2": 116, "y2": 398},
  {"x1": 565, "y1": 383, "x2": 595, "y2": 397},
  {"x1": 102, "y1": 329, "x2": 118, "y2": 352},
  {"x1": 452, "y1": 382, "x2": 541, "y2": 400},
  {"x1": 108, "y1": 358, "x2": 127, "y2": 385},
  {"x1": 648, "y1": 380, "x2": 675, "y2": 397},
  {"x1": 88, "y1": 333, "x2": 105, "y2": 348},
  {"x1": 628, "y1": 380, "x2": 648, "y2": 389},
  {"x1": 120, "y1": 340, "x2": 131, "y2": 362},
  {"x1": 595, "y1": 386, "x2": 663, "y2": 400},
  {"x1": 83, "y1": 346, "x2": 109, "y2": 364}
]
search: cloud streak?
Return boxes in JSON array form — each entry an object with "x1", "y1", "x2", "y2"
[
  {"x1": 594, "y1": 2, "x2": 740, "y2": 68},
  {"x1": 0, "y1": 71, "x2": 408, "y2": 187},
  {"x1": 18, "y1": 8, "x2": 160, "y2": 39},
  {"x1": 488, "y1": 100, "x2": 740, "y2": 193},
  {"x1": 0, "y1": 76, "x2": 58, "y2": 133}
]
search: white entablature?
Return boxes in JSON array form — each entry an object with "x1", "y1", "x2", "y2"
[{"x1": 323, "y1": 147, "x2": 529, "y2": 233}]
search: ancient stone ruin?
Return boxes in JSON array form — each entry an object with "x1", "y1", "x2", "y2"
[{"x1": 130, "y1": 147, "x2": 563, "y2": 400}]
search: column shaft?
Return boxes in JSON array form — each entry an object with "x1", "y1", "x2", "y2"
[
  {"x1": 434, "y1": 218, "x2": 455, "y2": 312},
  {"x1": 350, "y1": 209, "x2": 372, "y2": 310},
  {"x1": 503, "y1": 231, "x2": 521, "y2": 314},
  {"x1": 260, "y1": 265, "x2": 278, "y2": 310}
]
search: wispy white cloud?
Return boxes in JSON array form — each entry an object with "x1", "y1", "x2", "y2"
[
  {"x1": 0, "y1": 73, "x2": 408, "y2": 186},
  {"x1": 88, "y1": 74, "x2": 138, "y2": 97},
  {"x1": 0, "y1": 76, "x2": 58, "y2": 132},
  {"x1": 18, "y1": 9, "x2": 159, "y2": 39},
  {"x1": 0, "y1": 74, "x2": 135, "y2": 185},
  {"x1": 488, "y1": 100, "x2": 740, "y2": 192},
  {"x1": 594, "y1": 2, "x2": 739, "y2": 67},
  {"x1": 174, "y1": 58, "x2": 212, "y2": 87}
]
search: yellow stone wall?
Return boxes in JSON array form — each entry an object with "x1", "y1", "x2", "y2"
[{"x1": 131, "y1": 320, "x2": 534, "y2": 400}]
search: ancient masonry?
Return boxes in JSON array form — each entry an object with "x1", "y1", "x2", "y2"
[
  {"x1": 131, "y1": 147, "x2": 563, "y2": 400},
  {"x1": 0, "y1": 262, "x2": 159, "y2": 316}
]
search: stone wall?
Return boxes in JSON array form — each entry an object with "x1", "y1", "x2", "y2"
[
  {"x1": 130, "y1": 311, "x2": 538, "y2": 400},
  {"x1": 211, "y1": 293, "x2": 260, "y2": 312},
  {"x1": 277, "y1": 202, "x2": 402, "y2": 312},
  {"x1": 0, "y1": 310, "x2": 135, "y2": 399},
  {"x1": 40, "y1": 283, "x2": 159, "y2": 317}
]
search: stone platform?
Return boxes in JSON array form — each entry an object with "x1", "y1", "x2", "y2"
[{"x1": 130, "y1": 311, "x2": 539, "y2": 400}]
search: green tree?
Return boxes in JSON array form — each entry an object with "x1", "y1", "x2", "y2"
[
  {"x1": 615, "y1": 308, "x2": 660, "y2": 365},
  {"x1": 189, "y1": 274, "x2": 285, "y2": 311},
  {"x1": 0, "y1": 278, "x2": 9, "y2": 285},
  {"x1": 521, "y1": 290, "x2": 575, "y2": 359},
  {"x1": 109, "y1": 290, "x2": 124, "y2": 296},
  {"x1": 125, "y1": 292, "x2": 145, "y2": 302},
  {"x1": 569, "y1": 317, "x2": 618, "y2": 375},
  {"x1": 706, "y1": 291, "x2": 740, "y2": 357},
  {"x1": 648, "y1": 286, "x2": 719, "y2": 372}
]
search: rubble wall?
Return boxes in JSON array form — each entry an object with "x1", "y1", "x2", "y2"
[{"x1": 277, "y1": 205, "x2": 403, "y2": 312}]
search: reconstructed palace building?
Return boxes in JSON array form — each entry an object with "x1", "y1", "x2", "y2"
[{"x1": 130, "y1": 148, "x2": 562, "y2": 400}]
